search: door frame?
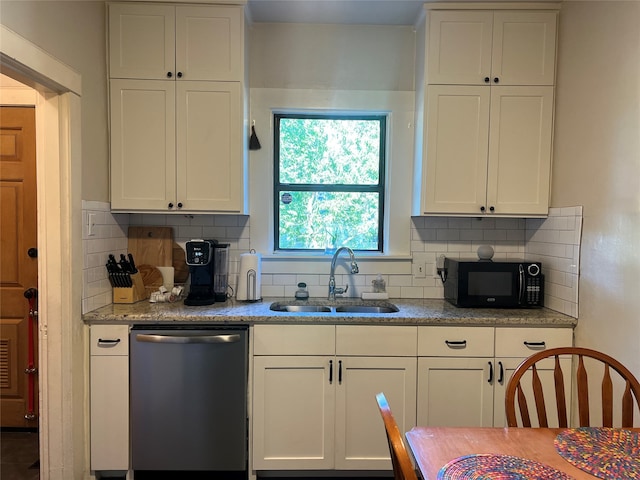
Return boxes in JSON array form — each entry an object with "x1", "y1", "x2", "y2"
[{"x1": 1, "y1": 25, "x2": 84, "y2": 480}]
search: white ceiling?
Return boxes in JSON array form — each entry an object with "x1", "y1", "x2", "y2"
[{"x1": 245, "y1": 0, "x2": 560, "y2": 26}]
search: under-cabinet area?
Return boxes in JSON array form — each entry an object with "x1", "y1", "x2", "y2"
[{"x1": 87, "y1": 314, "x2": 574, "y2": 478}]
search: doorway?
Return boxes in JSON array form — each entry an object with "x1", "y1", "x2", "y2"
[{"x1": 1, "y1": 23, "x2": 84, "y2": 480}]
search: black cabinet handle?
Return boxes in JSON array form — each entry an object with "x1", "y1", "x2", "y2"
[
  {"x1": 329, "y1": 360, "x2": 333, "y2": 384},
  {"x1": 493, "y1": 77, "x2": 500, "y2": 83},
  {"x1": 489, "y1": 206, "x2": 495, "y2": 212},
  {"x1": 445, "y1": 340, "x2": 467, "y2": 348},
  {"x1": 524, "y1": 341, "x2": 546, "y2": 348},
  {"x1": 488, "y1": 361, "x2": 493, "y2": 383},
  {"x1": 480, "y1": 206, "x2": 486, "y2": 212},
  {"x1": 167, "y1": 72, "x2": 172, "y2": 78},
  {"x1": 97, "y1": 338, "x2": 121, "y2": 346},
  {"x1": 498, "y1": 361, "x2": 504, "y2": 384},
  {"x1": 177, "y1": 202, "x2": 183, "y2": 209},
  {"x1": 168, "y1": 203, "x2": 174, "y2": 209},
  {"x1": 338, "y1": 360, "x2": 343, "y2": 384},
  {"x1": 484, "y1": 77, "x2": 490, "y2": 83},
  {"x1": 177, "y1": 71, "x2": 183, "y2": 78}
]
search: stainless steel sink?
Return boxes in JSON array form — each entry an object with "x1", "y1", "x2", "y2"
[
  {"x1": 269, "y1": 302, "x2": 398, "y2": 314},
  {"x1": 274, "y1": 305, "x2": 332, "y2": 312},
  {"x1": 334, "y1": 305, "x2": 399, "y2": 313}
]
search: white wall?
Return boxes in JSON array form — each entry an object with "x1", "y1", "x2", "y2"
[
  {"x1": 552, "y1": 1, "x2": 640, "y2": 374},
  {"x1": 0, "y1": 0, "x2": 109, "y2": 203}
]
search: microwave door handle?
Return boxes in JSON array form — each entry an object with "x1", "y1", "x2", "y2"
[{"x1": 518, "y1": 264, "x2": 525, "y2": 304}]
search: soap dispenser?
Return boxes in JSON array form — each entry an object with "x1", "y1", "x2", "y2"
[{"x1": 295, "y1": 282, "x2": 309, "y2": 300}]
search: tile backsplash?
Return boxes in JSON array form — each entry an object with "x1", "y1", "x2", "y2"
[{"x1": 82, "y1": 202, "x2": 582, "y2": 318}]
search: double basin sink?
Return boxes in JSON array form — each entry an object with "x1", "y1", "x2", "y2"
[{"x1": 269, "y1": 301, "x2": 399, "y2": 314}]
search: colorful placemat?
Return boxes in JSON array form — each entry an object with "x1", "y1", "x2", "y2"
[
  {"x1": 554, "y1": 427, "x2": 640, "y2": 479},
  {"x1": 436, "y1": 453, "x2": 575, "y2": 479}
]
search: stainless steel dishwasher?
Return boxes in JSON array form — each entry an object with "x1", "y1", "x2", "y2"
[{"x1": 130, "y1": 326, "x2": 248, "y2": 478}]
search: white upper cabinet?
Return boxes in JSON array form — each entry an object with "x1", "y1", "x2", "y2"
[
  {"x1": 427, "y1": 10, "x2": 557, "y2": 86},
  {"x1": 109, "y1": 3, "x2": 243, "y2": 81},
  {"x1": 414, "y1": 4, "x2": 559, "y2": 217},
  {"x1": 107, "y1": 2, "x2": 247, "y2": 213}
]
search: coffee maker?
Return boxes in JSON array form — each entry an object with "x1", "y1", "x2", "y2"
[{"x1": 184, "y1": 239, "x2": 229, "y2": 306}]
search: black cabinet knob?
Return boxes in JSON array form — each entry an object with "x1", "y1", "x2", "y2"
[
  {"x1": 27, "y1": 247, "x2": 38, "y2": 258},
  {"x1": 168, "y1": 203, "x2": 174, "y2": 209},
  {"x1": 167, "y1": 72, "x2": 172, "y2": 78},
  {"x1": 484, "y1": 77, "x2": 490, "y2": 83},
  {"x1": 480, "y1": 206, "x2": 486, "y2": 212},
  {"x1": 489, "y1": 206, "x2": 495, "y2": 212},
  {"x1": 177, "y1": 72, "x2": 183, "y2": 78},
  {"x1": 177, "y1": 202, "x2": 183, "y2": 209},
  {"x1": 493, "y1": 77, "x2": 499, "y2": 83}
]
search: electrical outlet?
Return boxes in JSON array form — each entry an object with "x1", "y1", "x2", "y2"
[
  {"x1": 414, "y1": 262, "x2": 426, "y2": 279},
  {"x1": 87, "y1": 213, "x2": 96, "y2": 236}
]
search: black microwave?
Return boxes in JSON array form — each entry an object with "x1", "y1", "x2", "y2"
[{"x1": 443, "y1": 258, "x2": 544, "y2": 308}]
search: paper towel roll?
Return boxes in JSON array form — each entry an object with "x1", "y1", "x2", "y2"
[{"x1": 237, "y1": 252, "x2": 262, "y2": 301}]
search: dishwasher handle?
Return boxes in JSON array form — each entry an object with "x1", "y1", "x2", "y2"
[{"x1": 135, "y1": 333, "x2": 242, "y2": 344}]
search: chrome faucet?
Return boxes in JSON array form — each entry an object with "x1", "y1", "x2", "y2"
[{"x1": 328, "y1": 247, "x2": 359, "y2": 301}]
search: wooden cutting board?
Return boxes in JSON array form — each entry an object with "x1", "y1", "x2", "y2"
[
  {"x1": 172, "y1": 242, "x2": 190, "y2": 284},
  {"x1": 128, "y1": 226, "x2": 173, "y2": 267},
  {"x1": 138, "y1": 264, "x2": 164, "y2": 292}
]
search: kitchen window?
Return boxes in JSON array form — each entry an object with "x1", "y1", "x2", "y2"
[{"x1": 274, "y1": 113, "x2": 386, "y2": 252}]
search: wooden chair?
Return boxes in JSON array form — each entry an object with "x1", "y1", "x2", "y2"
[
  {"x1": 375, "y1": 392, "x2": 418, "y2": 480},
  {"x1": 505, "y1": 347, "x2": 640, "y2": 428}
]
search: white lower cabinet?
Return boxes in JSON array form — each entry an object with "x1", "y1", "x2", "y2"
[
  {"x1": 89, "y1": 324, "x2": 130, "y2": 472},
  {"x1": 251, "y1": 325, "x2": 417, "y2": 471},
  {"x1": 417, "y1": 326, "x2": 573, "y2": 427}
]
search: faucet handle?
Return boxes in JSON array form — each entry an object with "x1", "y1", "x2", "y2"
[{"x1": 335, "y1": 285, "x2": 349, "y2": 296}]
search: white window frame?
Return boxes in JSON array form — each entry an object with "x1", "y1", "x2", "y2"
[{"x1": 249, "y1": 88, "x2": 414, "y2": 274}]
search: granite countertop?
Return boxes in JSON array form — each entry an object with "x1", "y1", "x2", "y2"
[{"x1": 82, "y1": 297, "x2": 577, "y2": 327}]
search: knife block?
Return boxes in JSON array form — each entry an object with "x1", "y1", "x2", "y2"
[{"x1": 113, "y1": 272, "x2": 148, "y2": 304}]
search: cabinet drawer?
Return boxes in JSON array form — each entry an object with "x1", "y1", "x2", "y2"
[
  {"x1": 336, "y1": 326, "x2": 417, "y2": 356},
  {"x1": 418, "y1": 326, "x2": 494, "y2": 357},
  {"x1": 253, "y1": 325, "x2": 335, "y2": 355},
  {"x1": 90, "y1": 325, "x2": 129, "y2": 356},
  {"x1": 495, "y1": 327, "x2": 573, "y2": 357}
]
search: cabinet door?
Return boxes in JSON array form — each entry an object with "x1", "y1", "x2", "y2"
[
  {"x1": 427, "y1": 11, "x2": 493, "y2": 85},
  {"x1": 110, "y1": 79, "x2": 176, "y2": 211},
  {"x1": 417, "y1": 357, "x2": 494, "y2": 427},
  {"x1": 176, "y1": 5, "x2": 243, "y2": 81},
  {"x1": 491, "y1": 12, "x2": 557, "y2": 86},
  {"x1": 176, "y1": 81, "x2": 243, "y2": 212},
  {"x1": 334, "y1": 357, "x2": 417, "y2": 470},
  {"x1": 252, "y1": 356, "x2": 335, "y2": 470},
  {"x1": 423, "y1": 85, "x2": 490, "y2": 215},
  {"x1": 493, "y1": 356, "x2": 572, "y2": 427},
  {"x1": 90, "y1": 325, "x2": 130, "y2": 471},
  {"x1": 109, "y1": 3, "x2": 175, "y2": 80},
  {"x1": 486, "y1": 86, "x2": 554, "y2": 215}
]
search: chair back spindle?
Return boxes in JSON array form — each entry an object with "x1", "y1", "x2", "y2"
[{"x1": 505, "y1": 347, "x2": 640, "y2": 428}]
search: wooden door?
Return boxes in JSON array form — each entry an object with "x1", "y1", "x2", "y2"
[
  {"x1": 0, "y1": 106, "x2": 39, "y2": 427},
  {"x1": 334, "y1": 356, "x2": 417, "y2": 470}
]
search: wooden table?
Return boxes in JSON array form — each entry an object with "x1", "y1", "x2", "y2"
[{"x1": 405, "y1": 427, "x2": 640, "y2": 479}]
